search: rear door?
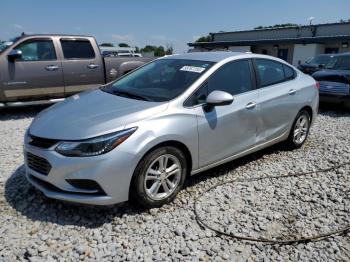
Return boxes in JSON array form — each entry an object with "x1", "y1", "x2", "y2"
[
  {"x1": 254, "y1": 59, "x2": 299, "y2": 143},
  {"x1": 2, "y1": 38, "x2": 64, "y2": 102},
  {"x1": 59, "y1": 38, "x2": 104, "y2": 96}
]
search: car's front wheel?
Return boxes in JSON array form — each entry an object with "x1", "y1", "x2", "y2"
[
  {"x1": 130, "y1": 146, "x2": 187, "y2": 208},
  {"x1": 286, "y1": 110, "x2": 311, "y2": 149}
]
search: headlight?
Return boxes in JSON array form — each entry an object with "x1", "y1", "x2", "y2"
[{"x1": 55, "y1": 127, "x2": 137, "y2": 157}]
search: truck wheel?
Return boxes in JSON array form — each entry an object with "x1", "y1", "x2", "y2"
[
  {"x1": 286, "y1": 110, "x2": 311, "y2": 149},
  {"x1": 130, "y1": 146, "x2": 187, "y2": 208}
]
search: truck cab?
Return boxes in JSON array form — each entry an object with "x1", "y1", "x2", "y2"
[{"x1": 0, "y1": 34, "x2": 154, "y2": 106}]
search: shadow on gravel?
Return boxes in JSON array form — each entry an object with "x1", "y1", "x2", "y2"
[
  {"x1": 4, "y1": 165, "x2": 144, "y2": 228},
  {"x1": 184, "y1": 142, "x2": 289, "y2": 189},
  {"x1": 5, "y1": 143, "x2": 287, "y2": 228},
  {"x1": 319, "y1": 102, "x2": 350, "y2": 117},
  {"x1": 0, "y1": 105, "x2": 49, "y2": 121}
]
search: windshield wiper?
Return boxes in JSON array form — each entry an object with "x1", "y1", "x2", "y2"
[{"x1": 111, "y1": 89, "x2": 151, "y2": 101}]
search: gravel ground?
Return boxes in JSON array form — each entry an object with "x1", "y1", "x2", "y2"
[{"x1": 0, "y1": 105, "x2": 350, "y2": 261}]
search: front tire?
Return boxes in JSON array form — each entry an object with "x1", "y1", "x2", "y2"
[
  {"x1": 286, "y1": 110, "x2": 311, "y2": 149},
  {"x1": 130, "y1": 146, "x2": 187, "y2": 208}
]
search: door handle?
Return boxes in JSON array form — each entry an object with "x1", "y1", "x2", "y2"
[
  {"x1": 288, "y1": 89, "x2": 297, "y2": 95},
  {"x1": 87, "y1": 64, "x2": 99, "y2": 69},
  {"x1": 246, "y1": 102, "x2": 257, "y2": 110},
  {"x1": 45, "y1": 65, "x2": 59, "y2": 71}
]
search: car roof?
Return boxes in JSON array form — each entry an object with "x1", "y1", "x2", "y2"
[
  {"x1": 332, "y1": 52, "x2": 350, "y2": 57},
  {"x1": 166, "y1": 51, "x2": 244, "y2": 62},
  {"x1": 316, "y1": 54, "x2": 333, "y2": 57}
]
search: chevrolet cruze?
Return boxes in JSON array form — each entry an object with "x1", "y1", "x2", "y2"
[{"x1": 24, "y1": 52, "x2": 318, "y2": 208}]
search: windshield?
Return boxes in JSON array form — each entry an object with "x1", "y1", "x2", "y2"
[
  {"x1": 102, "y1": 59, "x2": 214, "y2": 102},
  {"x1": 0, "y1": 41, "x2": 14, "y2": 53},
  {"x1": 0, "y1": 36, "x2": 22, "y2": 54},
  {"x1": 307, "y1": 55, "x2": 332, "y2": 65},
  {"x1": 325, "y1": 56, "x2": 350, "y2": 70}
]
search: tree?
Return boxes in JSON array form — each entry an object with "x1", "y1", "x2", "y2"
[
  {"x1": 100, "y1": 43, "x2": 114, "y2": 47},
  {"x1": 140, "y1": 45, "x2": 155, "y2": 53},
  {"x1": 254, "y1": 23, "x2": 298, "y2": 30},
  {"x1": 195, "y1": 35, "x2": 211, "y2": 43},
  {"x1": 154, "y1": 46, "x2": 165, "y2": 56},
  {"x1": 165, "y1": 43, "x2": 173, "y2": 55},
  {"x1": 140, "y1": 45, "x2": 167, "y2": 57},
  {"x1": 118, "y1": 43, "x2": 130, "y2": 47}
]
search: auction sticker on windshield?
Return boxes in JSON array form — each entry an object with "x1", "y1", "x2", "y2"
[{"x1": 180, "y1": 66, "x2": 206, "y2": 73}]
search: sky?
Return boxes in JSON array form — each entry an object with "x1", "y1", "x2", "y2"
[{"x1": 1, "y1": 0, "x2": 350, "y2": 53}]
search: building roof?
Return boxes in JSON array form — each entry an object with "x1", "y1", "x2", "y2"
[
  {"x1": 189, "y1": 35, "x2": 350, "y2": 48},
  {"x1": 210, "y1": 21, "x2": 350, "y2": 36},
  {"x1": 166, "y1": 51, "x2": 243, "y2": 62},
  {"x1": 189, "y1": 21, "x2": 350, "y2": 48}
]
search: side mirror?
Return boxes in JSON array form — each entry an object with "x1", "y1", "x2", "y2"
[
  {"x1": 8, "y1": 49, "x2": 22, "y2": 62},
  {"x1": 205, "y1": 90, "x2": 234, "y2": 107}
]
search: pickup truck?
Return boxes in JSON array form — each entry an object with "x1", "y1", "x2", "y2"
[{"x1": 0, "y1": 34, "x2": 154, "y2": 107}]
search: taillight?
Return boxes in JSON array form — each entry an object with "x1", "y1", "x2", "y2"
[{"x1": 315, "y1": 81, "x2": 320, "y2": 89}]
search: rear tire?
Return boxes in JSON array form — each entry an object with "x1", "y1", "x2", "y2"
[
  {"x1": 285, "y1": 110, "x2": 311, "y2": 149},
  {"x1": 130, "y1": 146, "x2": 187, "y2": 208}
]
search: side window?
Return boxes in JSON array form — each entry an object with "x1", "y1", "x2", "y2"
[
  {"x1": 60, "y1": 39, "x2": 95, "y2": 59},
  {"x1": 207, "y1": 60, "x2": 253, "y2": 96},
  {"x1": 15, "y1": 39, "x2": 56, "y2": 61},
  {"x1": 256, "y1": 59, "x2": 284, "y2": 87},
  {"x1": 185, "y1": 60, "x2": 254, "y2": 106},
  {"x1": 283, "y1": 64, "x2": 296, "y2": 80}
]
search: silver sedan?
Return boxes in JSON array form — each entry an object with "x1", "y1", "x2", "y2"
[{"x1": 24, "y1": 52, "x2": 318, "y2": 208}]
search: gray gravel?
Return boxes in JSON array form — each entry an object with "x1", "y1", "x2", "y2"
[{"x1": 0, "y1": 106, "x2": 350, "y2": 261}]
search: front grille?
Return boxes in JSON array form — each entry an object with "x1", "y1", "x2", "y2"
[
  {"x1": 29, "y1": 135, "x2": 58, "y2": 149},
  {"x1": 26, "y1": 152, "x2": 51, "y2": 175}
]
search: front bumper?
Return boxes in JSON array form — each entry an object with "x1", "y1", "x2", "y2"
[{"x1": 24, "y1": 138, "x2": 139, "y2": 205}]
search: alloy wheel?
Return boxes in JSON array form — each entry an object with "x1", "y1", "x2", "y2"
[
  {"x1": 293, "y1": 114, "x2": 309, "y2": 145},
  {"x1": 144, "y1": 154, "x2": 182, "y2": 200}
]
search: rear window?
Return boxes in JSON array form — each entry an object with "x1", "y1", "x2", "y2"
[{"x1": 60, "y1": 39, "x2": 95, "y2": 59}]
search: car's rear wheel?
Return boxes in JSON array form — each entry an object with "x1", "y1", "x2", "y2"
[
  {"x1": 286, "y1": 110, "x2": 311, "y2": 149},
  {"x1": 130, "y1": 146, "x2": 187, "y2": 208}
]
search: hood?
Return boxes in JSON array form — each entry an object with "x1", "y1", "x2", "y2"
[
  {"x1": 29, "y1": 89, "x2": 168, "y2": 140},
  {"x1": 298, "y1": 63, "x2": 320, "y2": 74},
  {"x1": 299, "y1": 63, "x2": 319, "y2": 69},
  {"x1": 312, "y1": 70, "x2": 350, "y2": 84}
]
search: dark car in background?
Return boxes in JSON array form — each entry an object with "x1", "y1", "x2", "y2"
[
  {"x1": 312, "y1": 53, "x2": 350, "y2": 107},
  {"x1": 298, "y1": 54, "x2": 333, "y2": 75}
]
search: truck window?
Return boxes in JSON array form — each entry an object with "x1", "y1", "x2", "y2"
[
  {"x1": 60, "y1": 39, "x2": 95, "y2": 59},
  {"x1": 14, "y1": 39, "x2": 57, "y2": 61}
]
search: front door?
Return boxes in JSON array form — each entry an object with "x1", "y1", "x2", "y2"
[
  {"x1": 194, "y1": 59, "x2": 259, "y2": 168},
  {"x1": 2, "y1": 38, "x2": 64, "y2": 102},
  {"x1": 59, "y1": 38, "x2": 104, "y2": 96}
]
